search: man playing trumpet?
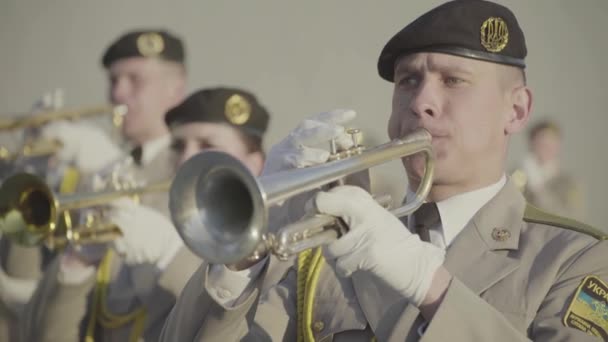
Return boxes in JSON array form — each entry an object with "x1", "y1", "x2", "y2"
[{"x1": 160, "y1": 1, "x2": 608, "y2": 341}]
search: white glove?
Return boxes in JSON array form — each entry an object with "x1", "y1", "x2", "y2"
[
  {"x1": 262, "y1": 109, "x2": 357, "y2": 229},
  {"x1": 90, "y1": 157, "x2": 140, "y2": 192},
  {"x1": 40, "y1": 121, "x2": 123, "y2": 173},
  {"x1": 262, "y1": 109, "x2": 357, "y2": 175},
  {"x1": 107, "y1": 198, "x2": 183, "y2": 269},
  {"x1": 315, "y1": 185, "x2": 445, "y2": 306}
]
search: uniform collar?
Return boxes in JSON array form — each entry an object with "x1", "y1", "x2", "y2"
[
  {"x1": 373, "y1": 179, "x2": 526, "y2": 340},
  {"x1": 408, "y1": 174, "x2": 507, "y2": 247}
]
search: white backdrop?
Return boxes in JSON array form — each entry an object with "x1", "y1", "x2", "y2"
[{"x1": 0, "y1": 0, "x2": 606, "y2": 228}]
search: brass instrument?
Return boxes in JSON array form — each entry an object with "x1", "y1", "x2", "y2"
[
  {"x1": 0, "y1": 104, "x2": 127, "y2": 162},
  {"x1": 0, "y1": 139, "x2": 63, "y2": 162},
  {"x1": 0, "y1": 172, "x2": 171, "y2": 249},
  {"x1": 0, "y1": 104, "x2": 127, "y2": 131},
  {"x1": 169, "y1": 128, "x2": 434, "y2": 264}
]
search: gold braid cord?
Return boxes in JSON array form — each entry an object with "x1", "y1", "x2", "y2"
[{"x1": 84, "y1": 249, "x2": 147, "y2": 342}]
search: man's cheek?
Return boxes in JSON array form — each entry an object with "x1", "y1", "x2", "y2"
[
  {"x1": 388, "y1": 111, "x2": 412, "y2": 140},
  {"x1": 387, "y1": 114, "x2": 400, "y2": 140}
]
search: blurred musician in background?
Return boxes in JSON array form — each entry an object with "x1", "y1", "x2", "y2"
[
  {"x1": 512, "y1": 119, "x2": 586, "y2": 220},
  {"x1": 0, "y1": 88, "x2": 106, "y2": 342},
  {"x1": 42, "y1": 29, "x2": 189, "y2": 214},
  {"x1": 21, "y1": 86, "x2": 270, "y2": 342},
  {"x1": 1, "y1": 28, "x2": 187, "y2": 341}
]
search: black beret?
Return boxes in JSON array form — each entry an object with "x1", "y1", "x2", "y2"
[
  {"x1": 102, "y1": 29, "x2": 185, "y2": 67},
  {"x1": 378, "y1": 0, "x2": 527, "y2": 82},
  {"x1": 165, "y1": 87, "x2": 270, "y2": 138}
]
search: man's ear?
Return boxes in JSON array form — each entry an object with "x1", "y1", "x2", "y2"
[{"x1": 505, "y1": 85, "x2": 533, "y2": 135}]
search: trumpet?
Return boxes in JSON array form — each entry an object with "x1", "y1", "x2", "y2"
[
  {"x1": 0, "y1": 104, "x2": 127, "y2": 131},
  {"x1": 169, "y1": 128, "x2": 434, "y2": 264},
  {"x1": 0, "y1": 172, "x2": 171, "y2": 249},
  {"x1": 0, "y1": 139, "x2": 63, "y2": 162},
  {"x1": 0, "y1": 104, "x2": 128, "y2": 163}
]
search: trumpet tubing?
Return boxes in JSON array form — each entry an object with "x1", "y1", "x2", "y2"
[
  {"x1": 0, "y1": 139, "x2": 63, "y2": 161},
  {"x1": 46, "y1": 221, "x2": 124, "y2": 250},
  {"x1": 169, "y1": 128, "x2": 434, "y2": 264},
  {"x1": 0, "y1": 173, "x2": 171, "y2": 248},
  {"x1": 0, "y1": 104, "x2": 127, "y2": 131}
]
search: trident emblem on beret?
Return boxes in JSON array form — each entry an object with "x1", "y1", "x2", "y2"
[
  {"x1": 225, "y1": 94, "x2": 251, "y2": 125},
  {"x1": 136, "y1": 32, "x2": 165, "y2": 57},
  {"x1": 480, "y1": 17, "x2": 509, "y2": 53}
]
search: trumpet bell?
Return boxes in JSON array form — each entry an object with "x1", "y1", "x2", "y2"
[
  {"x1": 0, "y1": 173, "x2": 58, "y2": 246},
  {"x1": 0, "y1": 172, "x2": 172, "y2": 249},
  {"x1": 170, "y1": 151, "x2": 266, "y2": 264}
]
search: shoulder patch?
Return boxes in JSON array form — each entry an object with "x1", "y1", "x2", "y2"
[
  {"x1": 563, "y1": 275, "x2": 608, "y2": 339},
  {"x1": 524, "y1": 204, "x2": 607, "y2": 240}
]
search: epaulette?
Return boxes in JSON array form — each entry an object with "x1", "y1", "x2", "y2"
[{"x1": 523, "y1": 204, "x2": 607, "y2": 240}]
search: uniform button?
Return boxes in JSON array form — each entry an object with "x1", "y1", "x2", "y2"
[
  {"x1": 312, "y1": 321, "x2": 325, "y2": 332},
  {"x1": 217, "y1": 288, "x2": 232, "y2": 299}
]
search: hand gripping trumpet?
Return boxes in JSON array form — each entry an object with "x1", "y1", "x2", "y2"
[{"x1": 169, "y1": 128, "x2": 434, "y2": 264}]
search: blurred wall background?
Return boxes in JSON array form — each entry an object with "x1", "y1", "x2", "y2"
[{"x1": 0, "y1": 0, "x2": 606, "y2": 228}]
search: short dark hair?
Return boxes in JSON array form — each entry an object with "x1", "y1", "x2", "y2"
[{"x1": 519, "y1": 69, "x2": 527, "y2": 85}]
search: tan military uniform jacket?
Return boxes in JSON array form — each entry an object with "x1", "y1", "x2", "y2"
[
  {"x1": 160, "y1": 180, "x2": 608, "y2": 341},
  {"x1": 0, "y1": 242, "x2": 43, "y2": 342},
  {"x1": 20, "y1": 245, "x2": 200, "y2": 342},
  {"x1": 0, "y1": 299, "x2": 17, "y2": 342}
]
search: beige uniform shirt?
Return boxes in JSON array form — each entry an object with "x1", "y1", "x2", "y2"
[
  {"x1": 21, "y1": 246, "x2": 200, "y2": 342},
  {"x1": 160, "y1": 180, "x2": 608, "y2": 341},
  {"x1": 0, "y1": 242, "x2": 42, "y2": 341}
]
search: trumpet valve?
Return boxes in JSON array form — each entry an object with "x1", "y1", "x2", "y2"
[
  {"x1": 346, "y1": 128, "x2": 365, "y2": 156},
  {"x1": 328, "y1": 128, "x2": 365, "y2": 161},
  {"x1": 347, "y1": 128, "x2": 362, "y2": 147}
]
